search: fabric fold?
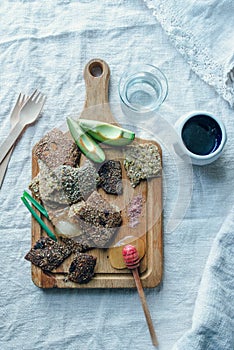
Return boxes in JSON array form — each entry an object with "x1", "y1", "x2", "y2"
[{"x1": 172, "y1": 206, "x2": 234, "y2": 350}]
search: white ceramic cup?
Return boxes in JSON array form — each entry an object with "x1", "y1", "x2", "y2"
[{"x1": 175, "y1": 111, "x2": 227, "y2": 165}]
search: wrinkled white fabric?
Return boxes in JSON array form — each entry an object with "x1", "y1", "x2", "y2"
[
  {"x1": 144, "y1": 0, "x2": 234, "y2": 107},
  {"x1": 0, "y1": 1, "x2": 233, "y2": 350},
  {"x1": 172, "y1": 207, "x2": 234, "y2": 350}
]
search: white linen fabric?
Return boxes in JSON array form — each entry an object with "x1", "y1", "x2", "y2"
[
  {"x1": 0, "y1": 1, "x2": 233, "y2": 350},
  {"x1": 144, "y1": 0, "x2": 234, "y2": 107},
  {"x1": 172, "y1": 206, "x2": 234, "y2": 350}
]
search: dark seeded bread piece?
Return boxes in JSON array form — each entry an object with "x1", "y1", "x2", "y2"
[
  {"x1": 70, "y1": 191, "x2": 122, "y2": 228},
  {"x1": 33, "y1": 128, "x2": 81, "y2": 169},
  {"x1": 59, "y1": 236, "x2": 91, "y2": 253},
  {"x1": 24, "y1": 237, "x2": 71, "y2": 271},
  {"x1": 68, "y1": 253, "x2": 96, "y2": 284},
  {"x1": 68, "y1": 191, "x2": 121, "y2": 248},
  {"x1": 98, "y1": 160, "x2": 123, "y2": 195},
  {"x1": 79, "y1": 221, "x2": 117, "y2": 248}
]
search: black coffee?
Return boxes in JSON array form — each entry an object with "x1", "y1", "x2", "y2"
[{"x1": 182, "y1": 115, "x2": 222, "y2": 155}]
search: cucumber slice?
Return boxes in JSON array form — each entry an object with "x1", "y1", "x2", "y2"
[
  {"x1": 78, "y1": 119, "x2": 135, "y2": 146},
  {"x1": 67, "y1": 117, "x2": 105, "y2": 163}
]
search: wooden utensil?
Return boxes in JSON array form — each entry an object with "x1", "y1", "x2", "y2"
[
  {"x1": 31, "y1": 59, "x2": 163, "y2": 289},
  {"x1": 0, "y1": 93, "x2": 28, "y2": 188},
  {"x1": 122, "y1": 244, "x2": 158, "y2": 347},
  {"x1": 108, "y1": 236, "x2": 146, "y2": 269},
  {"x1": 0, "y1": 90, "x2": 46, "y2": 164}
]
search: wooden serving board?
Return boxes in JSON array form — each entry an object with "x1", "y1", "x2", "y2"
[{"x1": 31, "y1": 59, "x2": 162, "y2": 288}]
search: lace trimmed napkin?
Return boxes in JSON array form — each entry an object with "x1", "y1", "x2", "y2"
[{"x1": 144, "y1": 0, "x2": 234, "y2": 107}]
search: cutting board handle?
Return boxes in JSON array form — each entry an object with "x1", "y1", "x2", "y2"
[{"x1": 83, "y1": 59, "x2": 110, "y2": 109}]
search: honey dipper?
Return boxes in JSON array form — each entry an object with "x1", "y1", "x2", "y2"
[{"x1": 122, "y1": 244, "x2": 158, "y2": 347}]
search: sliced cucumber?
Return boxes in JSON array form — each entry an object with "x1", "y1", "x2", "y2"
[
  {"x1": 78, "y1": 119, "x2": 135, "y2": 146},
  {"x1": 67, "y1": 117, "x2": 105, "y2": 163}
]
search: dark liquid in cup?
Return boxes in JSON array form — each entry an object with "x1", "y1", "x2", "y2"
[{"x1": 182, "y1": 115, "x2": 222, "y2": 155}]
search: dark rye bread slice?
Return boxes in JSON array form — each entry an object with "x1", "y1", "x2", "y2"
[
  {"x1": 68, "y1": 253, "x2": 97, "y2": 284},
  {"x1": 98, "y1": 160, "x2": 123, "y2": 195},
  {"x1": 33, "y1": 128, "x2": 81, "y2": 169},
  {"x1": 24, "y1": 237, "x2": 71, "y2": 271}
]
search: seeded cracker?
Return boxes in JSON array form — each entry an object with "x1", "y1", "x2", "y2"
[
  {"x1": 52, "y1": 161, "x2": 99, "y2": 203},
  {"x1": 38, "y1": 161, "x2": 99, "y2": 209},
  {"x1": 38, "y1": 161, "x2": 70, "y2": 208},
  {"x1": 30, "y1": 128, "x2": 81, "y2": 200},
  {"x1": 33, "y1": 128, "x2": 81, "y2": 169},
  {"x1": 59, "y1": 236, "x2": 91, "y2": 253},
  {"x1": 124, "y1": 142, "x2": 161, "y2": 187},
  {"x1": 69, "y1": 191, "x2": 122, "y2": 247},
  {"x1": 70, "y1": 191, "x2": 122, "y2": 228},
  {"x1": 98, "y1": 160, "x2": 123, "y2": 195},
  {"x1": 24, "y1": 237, "x2": 71, "y2": 271},
  {"x1": 79, "y1": 222, "x2": 117, "y2": 248},
  {"x1": 68, "y1": 253, "x2": 97, "y2": 284}
]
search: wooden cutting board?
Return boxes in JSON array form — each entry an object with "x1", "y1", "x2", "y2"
[{"x1": 31, "y1": 59, "x2": 163, "y2": 288}]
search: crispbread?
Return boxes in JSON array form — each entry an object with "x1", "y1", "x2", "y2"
[{"x1": 33, "y1": 128, "x2": 81, "y2": 169}]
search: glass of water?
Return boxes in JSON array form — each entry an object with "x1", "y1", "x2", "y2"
[{"x1": 118, "y1": 64, "x2": 168, "y2": 120}]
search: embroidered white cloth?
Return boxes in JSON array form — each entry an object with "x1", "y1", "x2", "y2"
[
  {"x1": 144, "y1": 0, "x2": 234, "y2": 107},
  {"x1": 0, "y1": 1, "x2": 233, "y2": 350}
]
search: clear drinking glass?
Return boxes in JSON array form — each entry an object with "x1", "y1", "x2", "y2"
[{"x1": 118, "y1": 64, "x2": 168, "y2": 120}]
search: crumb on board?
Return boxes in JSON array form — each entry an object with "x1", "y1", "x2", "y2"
[{"x1": 29, "y1": 174, "x2": 41, "y2": 199}]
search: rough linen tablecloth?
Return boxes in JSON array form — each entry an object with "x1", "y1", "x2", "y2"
[{"x1": 0, "y1": 1, "x2": 233, "y2": 350}]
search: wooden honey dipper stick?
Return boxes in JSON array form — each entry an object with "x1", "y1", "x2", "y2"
[{"x1": 122, "y1": 244, "x2": 158, "y2": 347}]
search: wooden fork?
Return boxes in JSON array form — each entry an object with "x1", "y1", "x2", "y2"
[
  {"x1": 0, "y1": 89, "x2": 46, "y2": 164},
  {"x1": 0, "y1": 93, "x2": 28, "y2": 188}
]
